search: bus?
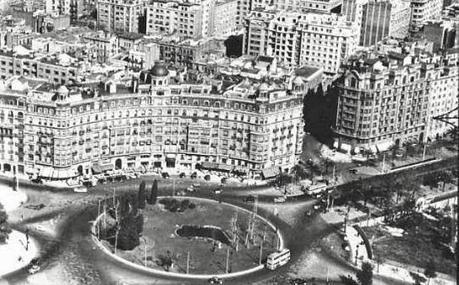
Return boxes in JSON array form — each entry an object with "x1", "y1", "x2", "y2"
[
  {"x1": 305, "y1": 182, "x2": 328, "y2": 196},
  {"x1": 266, "y1": 248, "x2": 290, "y2": 270}
]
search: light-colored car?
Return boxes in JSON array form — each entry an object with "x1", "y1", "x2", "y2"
[
  {"x1": 73, "y1": 185, "x2": 88, "y2": 193},
  {"x1": 28, "y1": 264, "x2": 40, "y2": 274},
  {"x1": 186, "y1": 186, "x2": 195, "y2": 192},
  {"x1": 274, "y1": 196, "x2": 286, "y2": 203}
]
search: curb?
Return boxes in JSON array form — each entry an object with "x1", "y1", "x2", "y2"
[{"x1": 91, "y1": 196, "x2": 285, "y2": 280}]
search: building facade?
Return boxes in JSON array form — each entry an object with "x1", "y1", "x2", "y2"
[
  {"x1": 0, "y1": 63, "x2": 307, "y2": 178},
  {"x1": 334, "y1": 48, "x2": 458, "y2": 153},
  {"x1": 359, "y1": 0, "x2": 410, "y2": 47},
  {"x1": 145, "y1": 0, "x2": 208, "y2": 39},
  {"x1": 244, "y1": 10, "x2": 358, "y2": 74},
  {"x1": 96, "y1": 0, "x2": 145, "y2": 33},
  {"x1": 0, "y1": 50, "x2": 79, "y2": 84},
  {"x1": 410, "y1": 0, "x2": 443, "y2": 32}
]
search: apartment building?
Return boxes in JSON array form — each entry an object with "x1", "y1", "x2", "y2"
[
  {"x1": 273, "y1": 0, "x2": 342, "y2": 13},
  {"x1": 244, "y1": 10, "x2": 357, "y2": 74},
  {"x1": 298, "y1": 13, "x2": 357, "y2": 75},
  {"x1": 45, "y1": 0, "x2": 72, "y2": 15},
  {"x1": 145, "y1": 0, "x2": 208, "y2": 39},
  {"x1": 82, "y1": 31, "x2": 119, "y2": 63},
  {"x1": 209, "y1": 0, "x2": 238, "y2": 37},
  {"x1": 410, "y1": 0, "x2": 443, "y2": 32},
  {"x1": 243, "y1": 9, "x2": 277, "y2": 57},
  {"x1": 359, "y1": 0, "x2": 410, "y2": 46},
  {"x1": 143, "y1": 37, "x2": 225, "y2": 68},
  {"x1": 0, "y1": 50, "x2": 79, "y2": 84},
  {"x1": 96, "y1": 0, "x2": 145, "y2": 33},
  {"x1": 0, "y1": 63, "x2": 306, "y2": 178},
  {"x1": 334, "y1": 46, "x2": 458, "y2": 153}
]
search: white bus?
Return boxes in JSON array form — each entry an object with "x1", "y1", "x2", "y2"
[{"x1": 266, "y1": 248, "x2": 290, "y2": 270}]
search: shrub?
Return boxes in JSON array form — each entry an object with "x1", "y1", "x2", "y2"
[{"x1": 0, "y1": 203, "x2": 11, "y2": 243}]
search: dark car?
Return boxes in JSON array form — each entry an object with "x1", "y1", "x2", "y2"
[
  {"x1": 190, "y1": 172, "x2": 197, "y2": 179},
  {"x1": 179, "y1": 172, "x2": 186, "y2": 178},
  {"x1": 290, "y1": 278, "x2": 307, "y2": 285},
  {"x1": 162, "y1": 172, "x2": 170, "y2": 179},
  {"x1": 244, "y1": 195, "x2": 255, "y2": 203},
  {"x1": 208, "y1": 277, "x2": 223, "y2": 284},
  {"x1": 31, "y1": 178, "x2": 43, "y2": 184}
]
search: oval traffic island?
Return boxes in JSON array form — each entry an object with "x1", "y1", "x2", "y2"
[
  {"x1": 93, "y1": 196, "x2": 284, "y2": 278},
  {"x1": 176, "y1": 225, "x2": 232, "y2": 246}
]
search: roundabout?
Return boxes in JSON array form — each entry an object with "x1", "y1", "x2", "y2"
[{"x1": 92, "y1": 196, "x2": 284, "y2": 279}]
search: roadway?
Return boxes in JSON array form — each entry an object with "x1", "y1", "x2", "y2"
[{"x1": 2, "y1": 160, "x2": 448, "y2": 285}]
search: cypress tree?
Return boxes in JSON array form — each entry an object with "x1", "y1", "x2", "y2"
[{"x1": 138, "y1": 181, "x2": 146, "y2": 209}]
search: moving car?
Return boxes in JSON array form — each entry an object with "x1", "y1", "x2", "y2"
[{"x1": 208, "y1": 277, "x2": 223, "y2": 284}]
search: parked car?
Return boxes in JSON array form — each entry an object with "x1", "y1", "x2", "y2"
[
  {"x1": 244, "y1": 195, "x2": 255, "y2": 203},
  {"x1": 208, "y1": 277, "x2": 223, "y2": 284},
  {"x1": 186, "y1": 186, "x2": 196, "y2": 192},
  {"x1": 274, "y1": 196, "x2": 286, "y2": 203},
  {"x1": 214, "y1": 188, "x2": 223, "y2": 194},
  {"x1": 290, "y1": 278, "x2": 308, "y2": 285},
  {"x1": 31, "y1": 178, "x2": 43, "y2": 184},
  {"x1": 179, "y1": 172, "x2": 186, "y2": 178},
  {"x1": 190, "y1": 172, "x2": 197, "y2": 179},
  {"x1": 192, "y1": 183, "x2": 200, "y2": 188},
  {"x1": 73, "y1": 185, "x2": 88, "y2": 193},
  {"x1": 28, "y1": 258, "x2": 40, "y2": 274},
  {"x1": 162, "y1": 172, "x2": 170, "y2": 179}
]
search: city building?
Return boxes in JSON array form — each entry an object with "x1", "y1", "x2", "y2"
[
  {"x1": 209, "y1": 0, "x2": 238, "y2": 37},
  {"x1": 145, "y1": 0, "x2": 208, "y2": 39},
  {"x1": 273, "y1": 0, "x2": 343, "y2": 13},
  {"x1": 96, "y1": 0, "x2": 145, "y2": 34},
  {"x1": 0, "y1": 62, "x2": 313, "y2": 179},
  {"x1": 0, "y1": 48, "x2": 80, "y2": 84},
  {"x1": 244, "y1": 10, "x2": 358, "y2": 74},
  {"x1": 333, "y1": 42, "x2": 459, "y2": 153},
  {"x1": 409, "y1": 0, "x2": 443, "y2": 32},
  {"x1": 143, "y1": 36, "x2": 226, "y2": 68},
  {"x1": 359, "y1": 0, "x2": 410, "y2": 47},
  {"x1": 82, "y1": 31, "x2": 119, "y2": 63}
]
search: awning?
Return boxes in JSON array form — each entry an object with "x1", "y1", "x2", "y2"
[
  {"x1": 369, "y1": 145, "x2": 378, "y2": 153},
  {"x1": 262, "y1": 167, "x2": 280, "y2": 179},
  {"x1": 376, "y1": 141, "x2": 393, "y2": 152},
  {"x1": 92, "y1": 163, "x2": 113, "y2": 174},
  {"x1": 217, "y1": 163, "x2": 233, "y2": 172},
  {"x1": 39, "y1": 167, "x2": 53, "y2": 178},
  {"x1": 201, "y1": 161, "x2": 218, "y2": 170},
  {"x1": 340, "y1": 143, "x2": 351, "y2": 152}
]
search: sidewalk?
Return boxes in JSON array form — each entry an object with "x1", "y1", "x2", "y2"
[{"x1": 344, "y1": 224, "x2": 456, "y2": 285}]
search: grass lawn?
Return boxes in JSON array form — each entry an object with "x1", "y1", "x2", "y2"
[
  {"x1": 362, "y1": 214, "x2": 456, "y2": 276},
  {"x1": 101, "y1": 197, "x2": 278, "y2": 275}
]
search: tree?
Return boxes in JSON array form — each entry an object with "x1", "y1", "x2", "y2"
[
  {"x1": 138, "y1": 181, "x2": 146, "y2": 209},
  {"x1": 291, "y1": 164, "x2": 308, "y2": 182},
  {"x1": 374, "y1": 253, "x2": 385, "y2": 273},
  {"x1": 149, "y1": 180, "x2": 158, "y2": 205},
  {"x1": 424, "y1": 259, "x2": 437, "y2": 285},
  {"x1": 356, "y1": 262, "x2": 373, "y2": 285},
  {"x1": 136, "y1": 214, "x2": 144, "y2": 235},
  {"x1": 0, "y1": 203, "x2": 11, "y2": 243},
  {"x1": 339, "y1": 275, "x2": 359, "y2": 285},
  {"x1": 114, "y1": 213, "x2": 140, "y2": 250}
]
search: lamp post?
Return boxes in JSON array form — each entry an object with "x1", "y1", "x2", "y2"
[{"x1": 142, "y1": 237, "x2": 147, "y2": 267}]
